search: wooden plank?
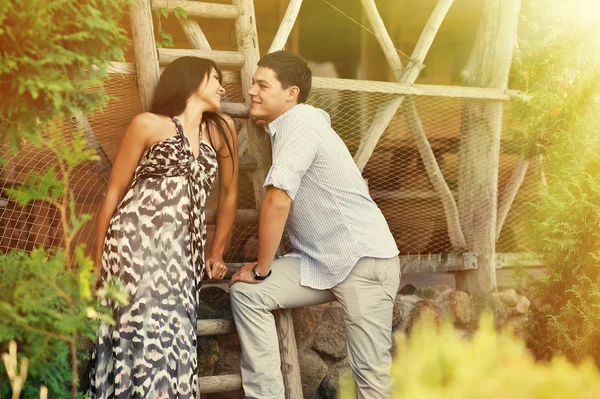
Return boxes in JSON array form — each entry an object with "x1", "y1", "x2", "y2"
[
  {"x1": 158, "y1": 48, "x2": 245, "y2": 68},
  {"x1": 129, "y1": 0, "x2": 160, "y2": 112},
  {"x1": 268, "y1": 0, "x2": 304, "y2": 53},
  {"x1": 312, "y1": 77, "x2": 514, "y2": 100},
  {"x1": 152, "y1": 0, "x2": 239, "y2": 19},
  {"x1": 400, "y1": 252, "x2": 477, "y2": 274},
  {"x1": 198, "y1": 374, "x2": 242, "y2": 394},
  {"x1": 498, "y1": 252, "x2": 543, "y2": 268},
  {"x1": 197, "y1": 319, "x2": 235, "y2": 336},
  {"x1": 72, "y1": 112, "x2": 112, "y2": 182},
  {"x1": 496, "y1": 267, "x2": 546, "y2": 289},
  {"x1": 205, "y1": 209, "x2": 258, "y2": 226},
  {"x1": 106, "y1": 61, "x2": 241, "y2": 85}
]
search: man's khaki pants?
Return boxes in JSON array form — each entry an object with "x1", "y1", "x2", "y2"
[{"x1": 230, "y1": 256, "x2": 401, "y2": 399}]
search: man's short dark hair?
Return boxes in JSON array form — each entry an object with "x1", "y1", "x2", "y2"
[{"x1": 257, "y1": 50, "x2": 312, "y2": 103}]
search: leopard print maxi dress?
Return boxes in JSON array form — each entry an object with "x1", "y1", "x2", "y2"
[{"x1": 89, "y1": 116, "x2": 218, "y2": 399}]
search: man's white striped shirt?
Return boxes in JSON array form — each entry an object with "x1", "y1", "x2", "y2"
[{"x1": 264, "y1": 104, "x2": 399, "y2": 290}]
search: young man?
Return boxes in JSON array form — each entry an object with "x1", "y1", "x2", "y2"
[{"x1": 229, "y1": 51, "x2": 400, "y2": 399}]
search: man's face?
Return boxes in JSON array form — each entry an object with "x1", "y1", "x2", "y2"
[{"x1": 248, "y1": 66, "x2": 296, "y2": 125}]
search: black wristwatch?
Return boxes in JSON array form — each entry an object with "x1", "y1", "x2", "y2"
[{"x1": 251, "y1": 265, "x2": 272, "y2": 281}]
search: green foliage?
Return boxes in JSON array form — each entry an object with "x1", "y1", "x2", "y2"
[
  {"x1": 508, "y1": 0, "x2": 600, "y2": 366},
  {"x1": 0, "y1": 126, "x2": 127, "y2": 398},
  {"x1": 507, "y1": 0, "x2": 600, "y2": 159},
  {"x1": 524, "y1": 137, "x2": 600, "y2": 364},
  {"x1": 0, "y1": 0, "x2": 129, "y2": 148},
  {"x1": 154, "y1": 6, "x2": 188, "y2": 48},
  {"x1": 342, "y1": 314, "x2": 600, "y2": 399}
]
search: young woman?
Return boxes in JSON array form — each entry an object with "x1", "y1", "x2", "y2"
[{"x1": 88, "y1": 57, "x2": 238, "y2": 398}]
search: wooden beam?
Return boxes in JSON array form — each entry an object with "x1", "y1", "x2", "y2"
[
  {"x1": 198, "y1": 374, "x2": 242, "y2": 394},
  {"x1": 403, "y1": 97, "x2": 467, "y2": 250},
  {"x1": 158, "y1": 48, "x2": 245, "y2": 68},
  {"x1": 205, "y1": 209, "x2": 258, "y2": 225},
  {"x1": 312, "y1": 77, "x2": 516, "y2": 100},
  {"x1": 269, "y1": 0, "x2": 304, "y2": 53},
  {"x1": 178, "y1": 3, "x2": 212, "y2": 52},
  {"x1": 129, "y1": 0, "x2": 160, "y2": 111},
  {"x1": 197, "y1": 319, "x2": 235, "y2": 336},
  {"x1": 179, "y1": 19, "x2": 211, "y2": 50},
  {"x1": 455, "y1": 0, "x2": 521, "y2": 293},
  {"x1": 233, "y1": 1, "x2": 302, "y2": 396},
  {"x1": 152, "y1": 0, "x2": 239, "y2": 19},
  {"x1": 107, "y1": 61, "x2": 240, "y2": 85},
  {"x1": 496, "y1": 157, "x2": 529, "y2": 240},
  {"x1": 71, "y1": 112, "x2": 112, "y2": 182},
  {"x1": 220, "y1": 102, "x2": 250, "y2": 119},
  {"x1": 353, "y1": 0, "x2": 454, "y2": 172},
  {"x1": 360, "y1": 0, "x2": 403, "y2": 81},
  {"x1": 400, "y1": 252, "x2": 478, "y2": 274},
  {"x1": 497, "y1": 252, "x2": 543, "y2": 268}
]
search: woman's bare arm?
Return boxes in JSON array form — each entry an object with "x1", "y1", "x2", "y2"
[{"x1": 93, "y1": 113, "x2": 155, "y2": 268}]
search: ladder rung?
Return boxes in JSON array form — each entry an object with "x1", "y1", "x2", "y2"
[
  {"x1": 152, "y1": 0, "x2": 239, "y2": 20},
  {"x1": 159, "y1": 49, "x2": 245, "y2": 68},
  {"x1": 220, "y1": 102, "x2": 250, "y2": 119},
  {"x1": 206, "y1": 209, "x2": 259, "y2": 226},
  {"x1": 197, "y1": 318, "x2": 236, "y2": 336},
  {"x1": 199, "y1": 374, "x2": 242, "y2": 394}
]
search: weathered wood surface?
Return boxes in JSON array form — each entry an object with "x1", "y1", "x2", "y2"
[
  {"x1": 198, "y1": 374, "x2": 242, "y2": 394},
  {"x1": 152, "y1": 0, "x2": 239, "y2": 19},
  {"x1": 129, "y1": 0, "x2": 160, "y2": 111},
  {"x1": 269, "y1": 0, "x2": 303, "y2": 53},
  {"x1": 456, "y1": 0, "x2": 521, "y2": 293},
  {"x1": 158, "y1": 48, "x2": 245, "y2": 68},
  {"x1": 197, "y1": 319, "x2": 236, "y2": 337}
]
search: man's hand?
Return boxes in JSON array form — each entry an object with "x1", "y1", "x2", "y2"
[
  {"x1": 205, "y1": 254, "x2": 228, "y2": 280},
  {"x1": 229, "y1": 262, "x2": 260, "y2": 287}
]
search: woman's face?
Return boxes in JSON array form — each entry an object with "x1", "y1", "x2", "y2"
[{"x1": 197, "y1": 68, "x2": 225, "y2": 112}]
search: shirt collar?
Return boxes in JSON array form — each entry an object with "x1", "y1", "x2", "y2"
[{"x1": 266, "y1": 103, "x2": 303, "y2": 138}]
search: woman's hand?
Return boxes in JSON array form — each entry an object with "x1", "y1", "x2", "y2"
[{"x1": 205, "y1": 254, "x2": 228, "y2": 280}]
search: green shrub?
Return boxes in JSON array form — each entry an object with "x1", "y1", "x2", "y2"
[
  {"x1": 342, "y1": 314, "x2": 600, "y2": 398},
  {"x1": 0, "y1": 0, "x2": 129, "y2": 147},
  {"x1": 508, "y1": 0, "x2": 600, "y2": 365},
  {"x1": 0, "y1": 127, "x2": 127, "y2": 398}
]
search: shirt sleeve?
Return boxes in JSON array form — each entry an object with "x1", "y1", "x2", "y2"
[{"x1": 263, "y1": 112, "x2": 319, "y2": 201}]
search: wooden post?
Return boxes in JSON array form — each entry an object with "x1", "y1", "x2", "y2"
[
  {"x1": 353, "y1": 0, "x2": 454, "y2": 172},
  {"x1": 496, "y1": 157, "x2": 529, "y2": 240},
  {"x1": 129, "y1": 0, "x2": 160, "y2": 111},
  {"x1": 233, "y1": 0, "x2": 303, "y2": 397},
  {"x1": 270, "y1": 0, "x2": 304, "y2": 53},
  {"x1": 456, "y1": 0, "x2": 521, "y2": 293},
  {"x1": 355, "y1": 0, "x2": 465, "y2": 249},
  {"x1": 403, "y1": 97, "x2": 467, "y2": 250}
]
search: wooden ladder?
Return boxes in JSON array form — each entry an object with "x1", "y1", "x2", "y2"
[{"x1": 127, "y1": 0, "x2": 303, "y2": 397}]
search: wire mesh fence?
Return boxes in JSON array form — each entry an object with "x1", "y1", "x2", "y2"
[{"x1": 0, "y1": 73, "x2": 536, "y2": 277}]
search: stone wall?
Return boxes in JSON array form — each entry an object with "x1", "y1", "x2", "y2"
[{"x1": 200, "y1": 286, "x2": 531, "y2": 399}]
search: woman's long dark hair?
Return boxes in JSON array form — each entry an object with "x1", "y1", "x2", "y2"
[{"x1": 150, "y1": 56, "x2": 235, "y2": 168}]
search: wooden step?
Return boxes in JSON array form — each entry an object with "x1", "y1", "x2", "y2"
[
  {"x1": 152, "y1": 0, "x2": 239, "y2": 20},
  {"x1": 158, "y1": 48, "x2": 245, "y2": 68},
  {"x1": 199, "y1": 374, "x2": 242, "y2": 394},
  {"x1": 197, "y1": 318, "x2": 235, "y2": 336}
]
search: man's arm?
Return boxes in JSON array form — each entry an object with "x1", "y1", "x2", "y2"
[
  {"x1": 229, "y1": 187, "x2": 290, "y2": 286},
  {"x1": 256, "y1": 187, "x2": 291, "y2": 275}
]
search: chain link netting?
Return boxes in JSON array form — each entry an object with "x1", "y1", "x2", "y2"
[{"x1": 0, "y1": 74, "x2": 535, "y2": 284}]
